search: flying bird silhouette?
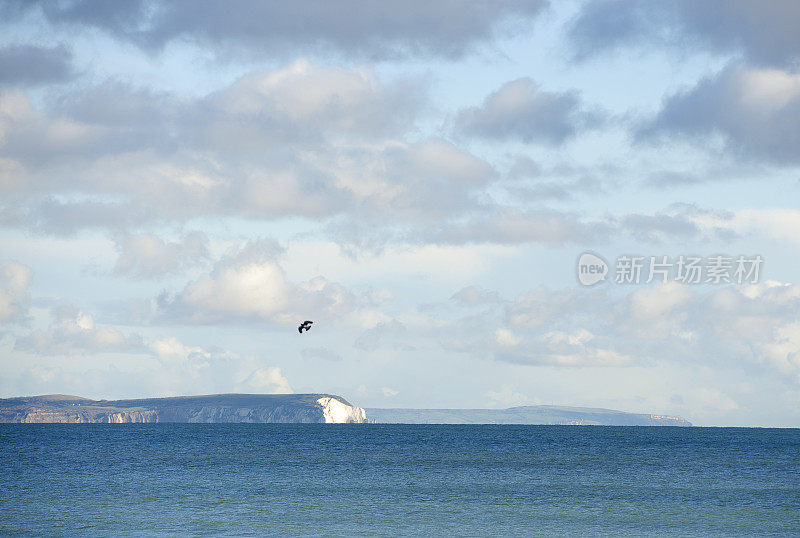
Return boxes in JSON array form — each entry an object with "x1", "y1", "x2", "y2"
[{"x1": 298, "y1": 320, "x2": 313, "y2": 333}]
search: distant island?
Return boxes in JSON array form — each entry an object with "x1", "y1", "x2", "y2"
[
  {"x1": 366, "y1": 406, "x2": 691, "y2": 426},
  {"x1": 0, "y1": 394, "x2": 367, "y2": 424},
  {"x1": 0, "y1": 394, "x2": 690, "y2": 426}
]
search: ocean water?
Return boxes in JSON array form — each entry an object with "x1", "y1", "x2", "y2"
[{"x1": 1, "y1": 425, "x2": 799, "y2": 536}]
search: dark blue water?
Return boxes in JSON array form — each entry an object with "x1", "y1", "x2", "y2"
[{"x1": 2, "y1": 425, "x2": 799, "y2": 536}]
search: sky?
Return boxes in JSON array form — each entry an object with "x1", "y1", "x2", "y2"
[{"x1": 1, "y1": 1, "x2": 799, "y2": 426}]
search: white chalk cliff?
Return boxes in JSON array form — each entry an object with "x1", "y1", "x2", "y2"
[{"x1": 317, "y1": 396, "x2": 366, "y2": 423}]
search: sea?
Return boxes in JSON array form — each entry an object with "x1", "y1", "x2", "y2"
[{"x1": 2, "y1": 424, "x2": 799, "y2": 536}]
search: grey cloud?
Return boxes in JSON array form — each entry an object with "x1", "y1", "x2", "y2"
[
  {"x1": 639, "y1": 62, "x2": 800, "y2": 164},
  {"x1": 301, "y1": 347, "x2": 343, "y2": 362},
  {"x1": 621, "y1": 213, "x2": 700, "y2": 243},
  {"x1": 52, "y1": 81, "x2": 178, "y2": 132},
  {"x1": 325, "y1": 207, "x2": 606, "y2": 254},
  {"x1": 321, "y1": 201, "x2": 738, "y2": 253},
  {"x1": 504, "y1": 156, "x2": 610, "y2": 201},
  {"x1": 0, "y1": 198, "x2": 156, "y2": 236},
  {"x1": 3, "y1": 62, "x2": 418, "y2": 169},
  {"x1": 451, "y1": 286, "x2": 502, "y2": 307},
  {"x1": 506, "y1": 156, "x2": 542, "y2": 179},
  {"x1": 113, "y1": 231, "x2": 210, "y2": 279},
  {"x1": 354, "y1": 319, "x2": 412, "y2": 351},
  {"x1": 569, "y1": 0, "x2": 800, "y2": 67},
  {"x1": 0, "y1": 45, "x2": 75, "y2": 86},
  {"x1": 645, "y1": 170, "x2": 707, "y2": 189},
  {"x1": 645, "y1": 162, "x2": 772, "y2": 188},
  {"x1": 506, "y1": 176, "x2": 605, "y2": 202},
  {"x1": 0, "y1": 62, "x2": 433, "y2": 227},
  {"x1": 8, "y1": 0, "x2": 548, "y2": 60},
  {"x1": 619, "y1": 204, "x2": 738, "y2": 243},
  {"x1": 3, "y1": 59, "x2": 508, "y2": 231},
  {"x1": 506, "y1": 287, "x2": 596, "y2": 330},
  {"x1": 426, "y1": 208, "x2": 612, "y2": 246},
  {"x1": 384, "y1": 139, "x2": 495, "y2": 185},
  {"x1": 456, "y1": 78, "x2": 595, "y2": 144}
]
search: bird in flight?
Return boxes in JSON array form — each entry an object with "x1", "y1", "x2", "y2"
[{"x1": 298, "y1": 320, "x2": 313, "y2": 333}]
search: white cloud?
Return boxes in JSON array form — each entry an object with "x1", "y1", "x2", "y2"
[
  {"x1": 238, "y1": 367, "x2": 292, "y2": 394},
  {"x1": 500, "y1": 328, "x2": 634, "y2": 367},
  {"x1": 494, "y1": 328, "x2": 521, "y2": 347},
  {"x1": 0, "y1": 260, "x2": 32, "y2": 323},
  {"x1": 15, "y1": 307, "x2": 143, "y2": 355},
  {"x1": 181, "y1": 260, "x2": 292, "y2": 319},
  {"x1": 161, "y1": 240, "x2": 355, "y2": 325},
  {"x1": 436, "y1": 281, "x2": 800, "y2": 379}
]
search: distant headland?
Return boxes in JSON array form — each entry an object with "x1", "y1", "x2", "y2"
[
  {"x1": 0, "y1": 394, "x2": 366, "y2": 424},
  {"x1": 0, "y1": 394, "x2": 690, "y2": 425},
  {"x1": 366, "y1": 406, "x2": 692, "y2": 426}
]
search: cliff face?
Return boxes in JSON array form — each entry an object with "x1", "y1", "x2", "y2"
[
  {"x1": 317, "y1": 397, "x2": 367, "y2": 423},
  {"x1": 0, "y1": 394, "x2": 367, "y2": 424},
  {"x1": 19, "y1": 408, "x2": 159, "y2": 423}
]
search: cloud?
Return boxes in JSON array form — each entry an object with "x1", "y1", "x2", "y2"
[
  {"x1": 485, "y1": 385, "x2": 534, "y2": 408},
  {"x1": 0, "y1": 45, "x2": 75, "y2": 86},
  {"x1": 160, "y1": 240, "x2": 355, "y2": 325},
  {"x1": 9, "y1": 0, "x2": 548, "y2": 60},
  {"x1": 441, "y1": 281, "x2": 800, "y2": 380},
  {"x1": 148, "y1": 336, "x2": 236, "y2": 378},
  {"x1": 0, "y1": 260, "x2": 32, "y2": 323},
  {"x1": 113, "y1": 231, "x2": 209, "y2": 279},
  {"x1": 0, "y1": 198, "x2": 156, "y2": 236},
  {"x1": 621, "y1": 212, "x2": 701, "y2": 242},
  {"x1": 640, "y1": 62, "x2": 800, "y2": 164},
  {"x1": 14, "y1": 306, "x2": 144, "y2": 355},
  {"x1": 426, "y1": 208, "x2": 612, "y2": 246},
  {"x1": 202, "y1": 60, "x2": 419, "y2": 141},
  {"x1": 9, "y1": 324, "x2": 288, "y2": 397},
  {"x1": 0, "y1": 60, "x2": 498, "y2": 236},
  {"x1": 354, "y1": 319, "x2": 411, "y2": 351},
  {"x1": 569, "y1": 0, "x2": 800, "y2": 67},
  {"x1": 456, "y1": 78, "x2": 593, "y2": 144},
  {"x1": 618, "y1": 203, "x2": 740, "y2": 243},
  {"x1": 386, "y1": 139, "x2": 495, "y2": 185},
  {"x1": 451, "y1": 286, "x2": 502, "y2": 306},
  {"x1": 301, "y1": 347, "x2": 343, "y2": 362},
  {"x1": 496, "y1": 328, "x2": 634, "y2": 367},
  {"x1": 238, "y1": 366, "x2": 292, "y2": 394},
  {"x1": 502, "y1": 156, "x2": 609, "y2": 201},
  {"x1": 494, "y1": 328, "x2": 521, "y2": 347}
]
